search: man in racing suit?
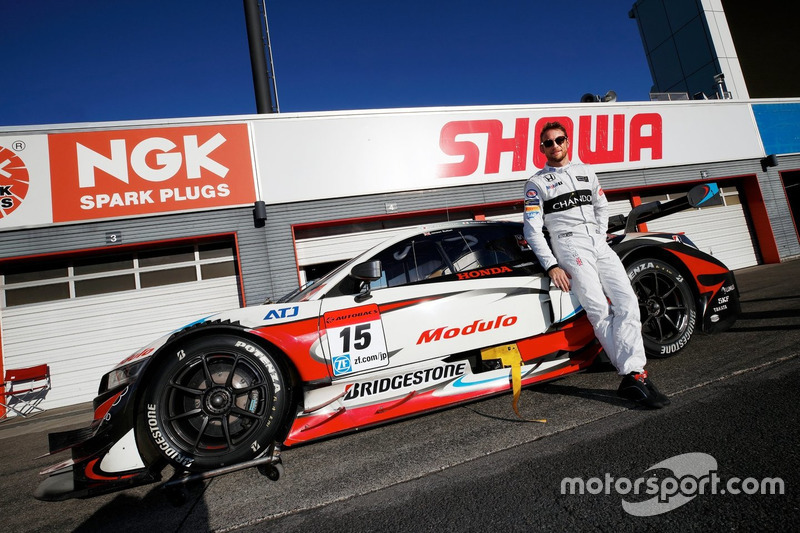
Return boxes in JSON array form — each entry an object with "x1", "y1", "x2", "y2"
[{"x1": 523, "y1": 121, "x2": 669, "y2": 409}]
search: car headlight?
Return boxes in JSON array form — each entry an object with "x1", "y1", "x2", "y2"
[{"x1": 98, "y1": 359, "x2": 147, "y2": 395}]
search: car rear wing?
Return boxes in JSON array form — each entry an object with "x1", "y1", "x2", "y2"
[{"x1": 608, "y1": 183, "x2": 724, "y2": 234}]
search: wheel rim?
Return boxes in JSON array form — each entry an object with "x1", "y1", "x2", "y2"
[
  {"x1": 159, "y1": 352, "x2": 272, "y2": 458},
  {"x1": 632, "y1": 270, "x2": 690, "y2": 344}
]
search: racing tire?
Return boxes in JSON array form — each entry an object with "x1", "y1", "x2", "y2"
[
  {"x1": 626, "y1": 259, "x2": 697, "y2": 358},
  {"x1": 138, "y1": 335, "x2": 287, "y2": 472}
]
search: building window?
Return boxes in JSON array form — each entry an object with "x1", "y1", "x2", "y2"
[{"x1": 0, "y1": 241, "x2": 236, "y2": 308}]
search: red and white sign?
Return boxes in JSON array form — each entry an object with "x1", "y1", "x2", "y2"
[
  {"x1": 0, "y1": 144, "x2": 31, "y2": 219},
  {"x1": 0, "y1": 135, "x2": 53, "y2": 231},
  {"x1": 0, "y1": 101, "x2": 768, "y2": 231},
  {"x1": 251, "y1": 101, "x2": 764, "y2": 204},
  {"x1": 48, "y1": 124, "x2": 256, "y2": 222},
  {"x1": 438, "y1": 112, "x2": 663, "y2": 177}
]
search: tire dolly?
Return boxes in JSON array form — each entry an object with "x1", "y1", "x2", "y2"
[{"x1": 161, "y1": 443, "x2": 284, "y2": 506}]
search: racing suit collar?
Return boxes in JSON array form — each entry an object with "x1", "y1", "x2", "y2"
[{"x1": 543, "y1": 163, "x2": 571, "y2": 173}]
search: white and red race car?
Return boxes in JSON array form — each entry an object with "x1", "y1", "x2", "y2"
[{"x1": 35, "y1": 185, "x2": 739, "y2": 501}]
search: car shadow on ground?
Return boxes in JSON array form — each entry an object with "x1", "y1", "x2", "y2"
[
  {"x1": 460, "y1": 370, "x2": 637, "y2": 424},
  {"x1": 72, "y1": 480, "x2": 209, "y2": 533},
  {"x1": 533, "y1": 382, "x2": 636, "y2": 408}
]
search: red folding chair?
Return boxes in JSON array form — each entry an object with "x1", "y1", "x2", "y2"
[{"x1": 1, "y1": 364, "x2": 51, "y2": 419}]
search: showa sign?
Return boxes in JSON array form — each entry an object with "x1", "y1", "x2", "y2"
[{"x1": 48, "y1": 124, "x2": 256, "y2": 223}]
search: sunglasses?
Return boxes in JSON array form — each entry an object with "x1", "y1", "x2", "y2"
[{"x1": 540, "y1": 136, "x2": 568, "y2": 148}]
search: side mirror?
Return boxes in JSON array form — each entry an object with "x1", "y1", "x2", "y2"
[
  {"x1": 350, "y1": 260, "x2": 382, "y2": 282},
  {"x1": 350, "y1": 260, "x2": 382, "y2": 302},
  {"x1": 687, "y1": 183, "x2": 723, "y2": 208}
]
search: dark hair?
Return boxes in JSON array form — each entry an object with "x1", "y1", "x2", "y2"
[{"x1": 539, "y1": 121, "x2": 568, "y2": 142}]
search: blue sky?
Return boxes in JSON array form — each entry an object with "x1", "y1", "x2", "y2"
[{"x1": 0, "y1": 1, "x2": 653, "y2": 127}]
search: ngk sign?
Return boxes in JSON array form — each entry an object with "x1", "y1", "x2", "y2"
[{"x1": 49, "y1": 124, "x2": 256, "y2": 222}]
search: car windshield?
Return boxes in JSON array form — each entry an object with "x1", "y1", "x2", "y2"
[{"x1": 273, "y1": 256, "x2": 359, "y2": 303}]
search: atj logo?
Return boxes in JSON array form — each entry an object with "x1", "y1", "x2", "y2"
[
  {"x1": 47, "y1": 124, "x2": 256, "y2": 223},
  {"x1": 0, "y1": 143, "x2": 31, "y2": 219}
]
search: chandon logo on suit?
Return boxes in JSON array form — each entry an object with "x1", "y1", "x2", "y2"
[{"x1": 544, "y1": 190, "x2": 593, "y2": 212}]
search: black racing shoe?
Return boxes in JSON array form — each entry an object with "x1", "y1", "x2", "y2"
[{"x1": 617, "y1": 370, "x2": 671, "y2": 409}]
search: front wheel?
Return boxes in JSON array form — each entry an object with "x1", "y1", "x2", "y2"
[
  {"x1": 138, "y1": 335, "x2": 287, "y2": 471},
  {"x1": 626, "y1": 259, "x2": 697, "y2": 358}
]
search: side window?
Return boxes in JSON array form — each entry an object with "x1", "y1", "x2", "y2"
[
  {"x1": 442, "y1": 226, "x2": 538, "y2": 271},
  {"x1": 329, "y1": 224, "x2": 543, "y2": 296},
  {"x1": 439, "y1": 233, "x2": 482, "y2": 272},
  {"x1": 370, "y1": 225, "x2": 541, "y2": 291},
  {"x1": 373, "y1": 237, "x2": 450, "y2": 289}
]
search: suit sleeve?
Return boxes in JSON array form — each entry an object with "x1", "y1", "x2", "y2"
[
  {"x1": 523, "y1": 179, "x2": 558, "y2": 271},
  {"x1": 590, "y1": 168, "x2": 609, "y2": 234}
]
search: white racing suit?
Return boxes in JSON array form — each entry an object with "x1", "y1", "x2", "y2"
[{"x1": 523, "y1": 163, "x2": 646, "y2": 376}]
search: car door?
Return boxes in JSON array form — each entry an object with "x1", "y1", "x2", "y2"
[{"x1": 318, "y1": 224, "x2": 554, "y2": 379}]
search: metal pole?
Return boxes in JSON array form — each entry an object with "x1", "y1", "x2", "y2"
[
  {"x1": 243, "y1": 0, "x2": 274, "y2": 113},
  {"x1": 262, "y1": 1, "x2": 280, "y2": 112}
]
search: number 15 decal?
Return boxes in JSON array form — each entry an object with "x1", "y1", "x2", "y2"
[
  {"x1": 323, "y1": 304, "x2": 389, "y2": 377},
  {"x1": 340, "y1": 324, "x2": 371, "y2": 352}
]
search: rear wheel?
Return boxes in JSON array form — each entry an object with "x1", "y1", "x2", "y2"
[
  {"x1": 626, "y1": 259, "x2": 697, "y2": 358},
  {"x1": 138, "y1": 335, "x2": 287, "y2": 471}
]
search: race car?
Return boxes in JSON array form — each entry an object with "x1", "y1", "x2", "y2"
[{"x1": 34, "y1": 183, "x2": 740, "y2": 502}]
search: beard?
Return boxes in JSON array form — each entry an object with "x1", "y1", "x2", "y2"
[{"x1": 547, "y1": 149, "x2": 568, "y2": 166}]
